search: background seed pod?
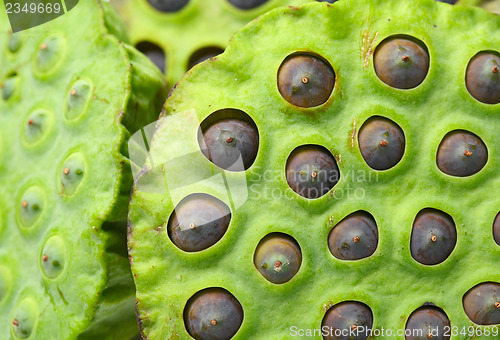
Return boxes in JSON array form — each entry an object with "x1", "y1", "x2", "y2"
[
  {"x1": 110, "y1": 0, "x2": 313, "y2": 88},
  {"x1": 0, "y1": 1, "x2": 167, "y2": 338},
  {"x1": 127, "y1": 0, "x2": 500, "y2": 338}
]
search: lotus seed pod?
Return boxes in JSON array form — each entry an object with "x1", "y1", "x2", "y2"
[
  {"x1": 128, "y1": 0, "x2": 500, "y2": 337},
  {"x1": 321, "y1": 301, "x2": 373, "y2": 340},
  {"x1": 7, "y1": 30, "x2": 22, "y2": 53},
  {"x1": 65, "y1": 79, "x2": 92, "y2": 120},
  {"x1": 34, "y1": 34, "x2": 66, "y2": 76},
  {"x1": 11, "y1": 297, "x2": 38, "y2": 338},
  {"x1": 278, "y1": 54, "x2": 335, "y2": 107},
  {"x1": 254, "y1": 233, "x2": 302, "y2": 284},
  {"x1": 405, "y1": 305, "x2": 450, "y2": 340},
  {"x1": 198, "y1": 109, "x2": 259, "y2": 171},
  {"x1": 23, "y1": 109, "x2": 53, "y2": 146},
  {"x1": 436, "y1": 130, "x2": 488, "y2": 177},
  {"x1": 466, "y1": 51, "x2": 500, "y2": 104},
  {"x1": 0, "y1": 1, "x2": 167, "y2": 338},
  {"x1": 410, "y1": 209, "x2": 457, "y2": 265},
  {"x1": 184, "y1": 288, "x2": 244, "y2": 340},
  {"x1": 1, "y1": 73, "x2": 18, "y2": 100},
  {"x1": 110, "y1": 0, "x2": 312, "y2": 88},
  {"x1": 188, "y1": 46, "x2": 226, "y2": 70},
  {"x1": 463, "y1": 282, "x2": 500, "y2": 325},
  {"x1": 328, "y1": 211, "x2": 378, "y2": 260},
  {"x1": 374, "y1": 36, "x2": 429, "y2": 89},
  {"x1": 229, "y1": 0, "x2": 269, "y2": 9},
  {"x1": 286, "y1": 145, "x2": 340, "y2": 199},
  {"x1": 148, "y1": 0, "x2": 190, "y2": 12},
  {"x1": 167, "y1": 193, "x2": 231, "y2": 252},
  {"x1": 136, "y1": 41, "x2": 166, "y2": 73},
  {"x1": 358, "y1": 116, "x2": 405, "y2": 170}
]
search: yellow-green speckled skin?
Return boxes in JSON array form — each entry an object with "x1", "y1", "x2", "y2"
[
  {"x1": 129, "y1": 0, "x2": 500, "y2": 338},
  {"x1": 0, "y1": 1, "x2": 167, "y2": 339}
]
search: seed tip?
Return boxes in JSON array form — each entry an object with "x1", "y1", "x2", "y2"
[
  {"x1": 311, "y1": 171, "x2": 318, "y2": 178},
  {"x1": 189, "y1": 222, "x2": 196, "y2": 230},
  {"x1": 402, "y1": 55, "x2": 410, "y2": 62},
  {"x1": 42, "y1": 254, "x2": 48, "y2": 262},
  {"x1": 493, "y1": 65, "x2": 498, "y2": 74},
  {"x1": 226, "y1": 136, "x2": 233, "y2": 143},
  {"x1": 63, "y1": 167, "x2": 70, "y2": 175},
  {"x1": 380, "y1": 140, "x2": 388, "y2": 147},
  {"x1": 353, "y1": 236, "x2": 360, "y2": 243},
  {"x1": 210, "y1": 319, "x2": 217, "y2": 326},
  {"x1": 431, "y1": 235, "x2": 437, "y2": 242},
  {"x1": 464, "y1": 149, "x2": 472, "y2": 157},
  {"x1": 274, "y1": 260, "x2": 282, "y2": 272},
  {"x1": 301, "y1": 76, "x2": 309, "y2": 84}
]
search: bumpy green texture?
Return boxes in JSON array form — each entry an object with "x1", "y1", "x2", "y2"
[
  {"x1": 128, "y1": 0, "x2": 500, "y2": 339},
  {"x1": 0, "y1": 1, "x2": 167, "y2": 339},
  {"x1": 110, "y1": 0, "x2": 314, "y2": 88}
]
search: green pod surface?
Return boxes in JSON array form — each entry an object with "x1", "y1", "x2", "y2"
[
  {"x1": 128, "y1": 0, "x2": 500, "y2": 339},
  {"x1": 0, "y1": 1, "x2": 167, "y2": 339}
]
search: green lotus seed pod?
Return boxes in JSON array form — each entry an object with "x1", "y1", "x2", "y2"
[
  {"x1": 184, "y1": 287, "x2": 244, "y2": 340},
  {"x1": 405, "y1": 305, "x2": 451, "y2": 340},
  {"x1": 463, "y1": 282, "x2": 500, "y2": 325},
  {"x1": 1, "y1": 72, "x2": 19, "y2": 100},
  {"x1": 110, "y1": 0, "x2": 312, "y2": 88},
  {"x1": 253, "y1": 233, "x2": 302, "y2": 284},
  {"x1": 0, "y1": 0, "x2": 167, "y2": 338},
  {"x1": 23, "y1": 109, "x2": 53, "y2": 146},
  {"x1": 128, "y1": 0, "x2": 500, "y2": 338}
]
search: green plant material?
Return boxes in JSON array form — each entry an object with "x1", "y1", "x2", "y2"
[
  {"x1": 110, "y1": 0, "x2": 313, "y2": 88},
  {"x1": 128, "y1": 0, "x2": 500, "y2": 338},
  {"x1": 0, "y1": 1, "x2": 167, "y2": 338}
]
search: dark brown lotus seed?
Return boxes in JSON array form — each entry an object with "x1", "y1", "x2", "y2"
[
  {"x1": 188, "y1": 46, "x2": 224, "y2": 70},
  {"x1": 374, "y1": 37, "x2": 429, "y2": 89},
  {"x1": 358, "y1": 116, "x2": 405, "y2": 170},
  {"x1": 436, "y1": 130, "x2": 488, "y2": 177},
  {"x1": 322, "y1": 301, "x2": 373, "y2": 340},
  {"x1": 136, "y1": 41, "x2": 165, "y2": 73},
  {"x1": 254, "y1": 233, "x2": 302, "y2": 284},
  {"x1": 466, "y1": 51, "x2": 500, "y2": 104},
  {"x1": 228, "y1": 0, "x2": 268, "y2": 9},
  {"x1": 147, "y1": 0, "x2": 189, "y2": 12},
  {"x1": 184, "y1": 288, "x2": 243, "y2": 340},
  {"x1": 405, "y1": 306, "x2": 451, "y2": 340},
  {"x1": 198, "y1": 110, "x2": 259, "y2": 171},
  {"x1": 328, "y1": 211, "x2": 378, "y2": 260},
  {"x1": 463, "y1": 282, "x2": 500, "y2": 325},
  {"x1": 286, "y1": 145, "x2": 339, "y2": 199},
  {"x1": 494, "y1": 213, "x2": 500, "y2": 246},
  {"x1": 278, "y1": 54, "x2": 335, "y2": 108},
  {"x1": 167, "y1": 194, "x2": 231, "y2": 252},
  {"x1": 410, "y1": 209, "x2": 457, "y2": 265}
]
